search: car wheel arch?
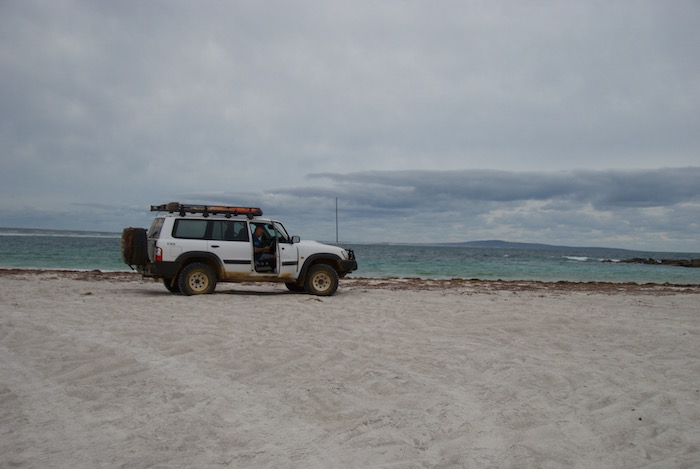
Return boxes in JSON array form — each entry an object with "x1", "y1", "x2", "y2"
[
  {"x1": 173, "y1": 251, "x2": 225, "y2": 279},
  {"x1": 298, "y1": 254, "x2": 342, "y2": 280}
]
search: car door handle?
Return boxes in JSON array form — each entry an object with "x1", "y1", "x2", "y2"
[{"x1": 211, "y1": 245, "x2": 220, "y2": 248}]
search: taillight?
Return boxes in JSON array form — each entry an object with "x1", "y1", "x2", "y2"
[{"x1": 155, "y1": 246, "x2": 163, "y2": 262}]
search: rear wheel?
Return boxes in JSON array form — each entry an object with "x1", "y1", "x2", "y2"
[
  {"x1": 163, "y1": 278, "x2": 180, "y2": 293},
  {"x1": 304, "y1": 264, "x2": 339, "y2": 296},
  {"x1": 178, "y1": 263, "x2": 216, "y2": 295}
]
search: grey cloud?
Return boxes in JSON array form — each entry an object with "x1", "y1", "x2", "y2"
[
  {"x1": 308, "y1": 167, "x2": 700, "y2": 208},
  {"x1": 582, "y1": 169, "x2": 700, "y2": 208},
  {"x1": 231, "y1": 167, "x2": 700, "y2": 249}
]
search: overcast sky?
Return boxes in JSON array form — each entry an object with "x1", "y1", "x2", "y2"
[{"x1": 1, "y1": 0, "x2": 699, "y2": 251}]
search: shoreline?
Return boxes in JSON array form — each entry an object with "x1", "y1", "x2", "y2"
[{"x1": 1, "y1": 267, "x2": 699, "y2": 294}]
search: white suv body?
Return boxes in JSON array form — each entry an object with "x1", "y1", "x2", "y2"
[{"x1": 121, "y1": 203, "x2": 357, "y2": 296}]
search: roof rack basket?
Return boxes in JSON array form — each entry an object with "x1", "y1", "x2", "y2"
[{"x1": 151, "y1": 202, "x2": 263, "y2": 219}]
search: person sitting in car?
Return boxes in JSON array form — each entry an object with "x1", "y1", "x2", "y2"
[{"x1": 252, "y1": 225, "x2": 276, "y2": 269}]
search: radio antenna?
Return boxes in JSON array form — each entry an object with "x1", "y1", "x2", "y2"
[{"x1": 335, "y1": 197, "x2": 339, "y2": 245}]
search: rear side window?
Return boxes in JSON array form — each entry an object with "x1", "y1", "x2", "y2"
[
  {"x1": 148, "y1": 217, "x2": 165, "y2": 239},
  {"x1": 172, "y1": 219, "x2": 208, "y2": 239}
]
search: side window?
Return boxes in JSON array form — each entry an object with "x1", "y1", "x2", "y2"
[
  {"x1": 148, "y1": 217, "x2": 165, "y2": 239},
  {"x1": 172, "y1": 219, "x2": 208, "y2": 239},
  {"x1": 210, "y1": 220, "x2": 226, "y2": 241},
  {"x1": 223, "y1": 221, "x2": 249, "y2": 242},
  {"x1": 251, "y1": 223, "x2": 276, "y2": 240},
  {"x1": 171, "y1": 219, "x2": 249, "y2": 241}
]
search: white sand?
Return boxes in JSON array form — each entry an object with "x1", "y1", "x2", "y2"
[{"x1": 1, "y1": 271, "x2": 699, "y2": 468}]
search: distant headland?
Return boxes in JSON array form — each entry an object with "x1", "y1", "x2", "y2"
[{"x1": 446, "y1": 240, "x2": 700, "y2": 267}]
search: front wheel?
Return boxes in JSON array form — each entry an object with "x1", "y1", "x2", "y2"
[
  {"x1": 304, "y1": 264, "x2": 339, "y2": 296},
  {"x1": 178, "y1": 263, "x2": 216, "y2": 296},
  {"x1": 285, "y1": 282, "x2": 306, "y2": 293}
]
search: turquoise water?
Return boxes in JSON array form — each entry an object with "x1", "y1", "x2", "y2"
[
  {"x1": 1, "y1": 228, "x2": 700, "y2": 284},
  {"x1": 0, "y1": 229, "x2": 125, "y2": 271},
  {"x1": 345, "y1": 243, "x2": 700, "y2": 284}
]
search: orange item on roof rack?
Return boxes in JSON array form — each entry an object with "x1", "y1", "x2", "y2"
[{"x1": 150, "y1": 202, "x2": 263, "y2": 218}]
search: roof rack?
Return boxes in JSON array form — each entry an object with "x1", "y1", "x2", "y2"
[{"x1": 151, "y1": 202, "x2": 263, "y2": 219}]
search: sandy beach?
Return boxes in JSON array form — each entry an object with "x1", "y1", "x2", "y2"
[{"x1": 1, "y1": 270, "x2": 699, "y2": 468}]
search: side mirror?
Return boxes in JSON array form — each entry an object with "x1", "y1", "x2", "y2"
[{"x1": 291, "y1": 235, "x2": 300, "y2": 244}]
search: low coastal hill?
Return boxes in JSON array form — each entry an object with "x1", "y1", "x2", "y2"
[{"x1": 440, "y1": 240, "x2": 627, "y2": 252}]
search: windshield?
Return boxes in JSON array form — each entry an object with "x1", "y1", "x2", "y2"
[{"x1": 273, "y1": 221, "x2": 290, "y2": 242}]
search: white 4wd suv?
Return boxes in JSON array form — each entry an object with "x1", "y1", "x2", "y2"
[{"x1": 121, "y1": 202, "x2": 357, "y2": 296}]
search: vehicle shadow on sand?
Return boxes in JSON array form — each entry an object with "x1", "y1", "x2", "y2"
[{"x1": 125, "y1": 285, "x2": 296, "y2": 297}]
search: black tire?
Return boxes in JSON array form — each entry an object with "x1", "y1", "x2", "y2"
[
  {"x1": 285, "y1": 282, "x2": 306, "y2": 293},
  {"x1": 131, "y1": 229, "x2": 148, "y2": 265},
  {"x1": 304, "y1": 264, "x2": 339, "y2": 296},
  {"x1": 178, "y1": 263, "x2": 216, "y2": 295},
  {"x1": 163, "y1": 278, "x2": 180, "y2": 293}
]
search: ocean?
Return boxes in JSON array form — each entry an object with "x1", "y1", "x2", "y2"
[{"x1": 1, "y1": 228, "x2": 700, "y2": 284}]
